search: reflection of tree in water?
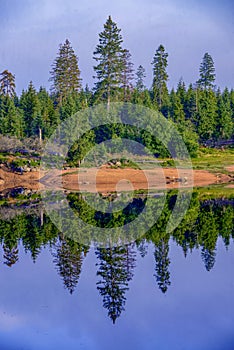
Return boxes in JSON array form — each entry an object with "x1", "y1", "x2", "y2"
[
  {"x1": 96, "y1": 244, "x2": 136, "y2": 324},
  {"x1": 197, "y1": 203, "x2": 219, "y2": 271},
  {"x1": 136, "y1": 238, "x2": 148, "y2": 258},
  {"x1": 154, "y1": 238, "x2": 171, "y2": 293},
  {"x1": 0, "y1": 218, "x2": 20, "y2": 267},
  {"x1": 0, "y1": 192, "x2": 233, "y2": 322},
  {"x1": 3, "y1": 244, "x2": 18, "y2": 267},
  {"x1": 201, "y1": 247, "x2": 216, "y2": 271},
  {"x1": 22, "y1": 215, "x2": 43, "y2": 262},
  {"x1": 52, "y1": 235, "x2": 89, "y2": 294}
]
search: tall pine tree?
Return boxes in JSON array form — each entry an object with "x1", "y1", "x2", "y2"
[
  {"x1": 151, "y1": 44, "x2": 169, "y2": 111},
  {"x1": 50, "y1": 39, "x2": 82, "y2": 104},
  {"x1": 135, "y1": 65, "x2": 146, "y2": 92},
  {"x1": 93, "y1": 16, "x2": 124, "y2": 107},
  {"x1": 0, "y1": 70, "x2": 16, "y2": 97},
  {"x1": 120, "y1": 48, "x2": 134, "y2": 101},
  {"x1": 197, "y1": 52, "x2": 216, "y2": 90}
]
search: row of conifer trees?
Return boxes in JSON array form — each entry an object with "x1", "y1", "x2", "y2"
[{"x1": 0, "y1": 16, "x2": 233, "y2": 157}]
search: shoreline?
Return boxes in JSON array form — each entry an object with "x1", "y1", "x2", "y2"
[{"x1": 0, "y1": 166, "x2": 233, "y2": 194}]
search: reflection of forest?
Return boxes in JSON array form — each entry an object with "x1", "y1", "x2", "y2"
[{"x1": 0, "y1": 191, "x2": 233, "y2": 323}]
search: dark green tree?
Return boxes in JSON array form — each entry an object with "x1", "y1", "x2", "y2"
[
  {"x1": 176, "y1": 78, "x2": 187, "y2": 107},
  {"x1": 135, "y1": 65, "x2": 146, "y2": 92},
  {"x1": 197, "y1": 52, "x2": 216, "y2": 90},
  {"x1": 151, "y1": 44, "x2": 169, "y2": 110},
  {"x1": 93, "y1": 15, "x2": 124, "y2": 107},
  {"x1": 0, "y1": 70, "x2": 16, "y2": 97},
  {"x1": 169, "y1": 89, "x2": 185, "y2": 123},
  {"x1": 131, "y1": 89, "x2": 153, "y2": 109},
  {"x1": 196, "y1": 89, "x2": 218, "y2": 141},
  {"x1": 0, "y1": 95, "x2": 24, "y2": 137},
  {"x1": 37, "y1": 87, "x2": 59, "y2": 138},
  {"x1": 185, "y1": 84, "x2": 197, "y2": 122},
  {"x1": 120, "y1": 49, "x2": 134, "y2": 101},
  {"x1": 215, "y1": 88, "x2": 233, "y2": 140},
  {"x1": 50, "y1": 39, "x2": 82, "y2": 104},
  {"x1": 20, "y1": 81, "x2": 41, "y2": 137}
]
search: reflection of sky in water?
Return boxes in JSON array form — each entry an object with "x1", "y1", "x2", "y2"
[{"x1": 0, "y1": 239, "x2": 234, "y2": 350}]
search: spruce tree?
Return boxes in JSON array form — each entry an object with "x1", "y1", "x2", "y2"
[
  {"x1": 20, "y1": 81, "x2": 41, "y2": 137},
  {"x1": 216, "y1": 88, "x2": 233, "y2": 140},
  {"x1": 185, "y1": 84, "x2": 197, "y2": 122},
  {"x1": 135, "y1": 65, "x2": 146, "y2": 92},
  {"x1": 151, "y1": 44, "x2": 169, "y2": 110},
  {"x1": 196, "y1": 89, "x2": 218, "y2": 142},
  {"x1": 93, "y1": 15, "x2": 124, "y2": 107},
  {"x1": 197, "y1": 52, "x2": 216, "y2": 90},
  {"x1": 120, "y1": 48, "x2": 134, "y2": 101},
  {"x1": 0, "y1": 70, "x2": 16, "y2": 97},
  {"x1": 169, "y1": 89, "x2": 185, "y2": 123},
  {"x1": 0, "y1": 95, "x2": 24, "y2": 137},
  {"x1": 50, "y1": 39, "x2": 82, "y2": 104},
  {"x1": 176, "y1": 78, "x2": 186, "y2": 106},
  {"x1": 37, "y1": 87, "x2": 59, "y2": 137}
]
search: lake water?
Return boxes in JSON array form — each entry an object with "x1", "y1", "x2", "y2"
[{"x1": 0, "y1": 190, "x2": 234, "y2": 350}]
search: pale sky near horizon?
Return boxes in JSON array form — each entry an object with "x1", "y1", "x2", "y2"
[{"x1": 0, "y1": 0, "x2": 234, "y2": 94}]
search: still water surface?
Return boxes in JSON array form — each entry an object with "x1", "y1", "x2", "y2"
[{"x1": 0, "y1": 191, "x2": 233, "y2": 350}]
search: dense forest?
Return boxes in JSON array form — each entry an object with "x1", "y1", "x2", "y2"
[
  {"x1": 0, "y1": 16, "x2": 234, "y2": 159},
  {"x1": 0, "y1": 191, "x2": 233, "y2": 323}
]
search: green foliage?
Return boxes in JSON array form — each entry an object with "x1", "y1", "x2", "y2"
[
  {"x1": 0, "y1": 95, "x2": 24, "y2": 137},
  {"x1": 20, "y1": 82, "x2": 41, "y2": 137},
  {"x1": 192, "y1": 147, "x2": 234, "y2": 172},
  {"x1": 93, "y1": 15, "x2": 124, "y2": 105},
  {"x1": 0, "y1": 190, "x2": 233, "y2": 311},
  {"x1": 135, "y1": 65, "x2": 146, "y2": 92},
  {"x1": 0, "y1": 70, "x2": 16, "y2": 97},
  {"x1": 151, "y1": 44, "x2": 169, "y2": 111},
  {"x1": 0, "y1": 19, "x2": 233, "y2": 160},
  {"x1": 49, "y1": 39, "x2": 82, "y2": 104},
  {"x1": 120, "y1": 49, "x2": 134, "y2": 101},
  {"x1": 215, "y1": 88, "x2": 233, "y2": 140},
  {"x1": 196, "y1": 89, "x2": 218, "y2": 141},
  {"x1": 197, "y1": 52, "x2": 216, "y2": 90}
]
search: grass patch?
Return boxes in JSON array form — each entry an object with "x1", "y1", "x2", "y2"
[
  {"x1": 196, "y1": 184, "x2": 234, "y2": 200},
  {"x1": 191, "y1": 147, "x2": 234, "y2": 173}
]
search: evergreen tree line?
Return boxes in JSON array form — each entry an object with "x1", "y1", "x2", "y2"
[{"x1": 0, "y1": 16, "x2": 234, "y2": 157}]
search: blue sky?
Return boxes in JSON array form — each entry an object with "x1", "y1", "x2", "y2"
[{"x1": 0, "y1": 0, "x2": 234, "y2": 93}]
